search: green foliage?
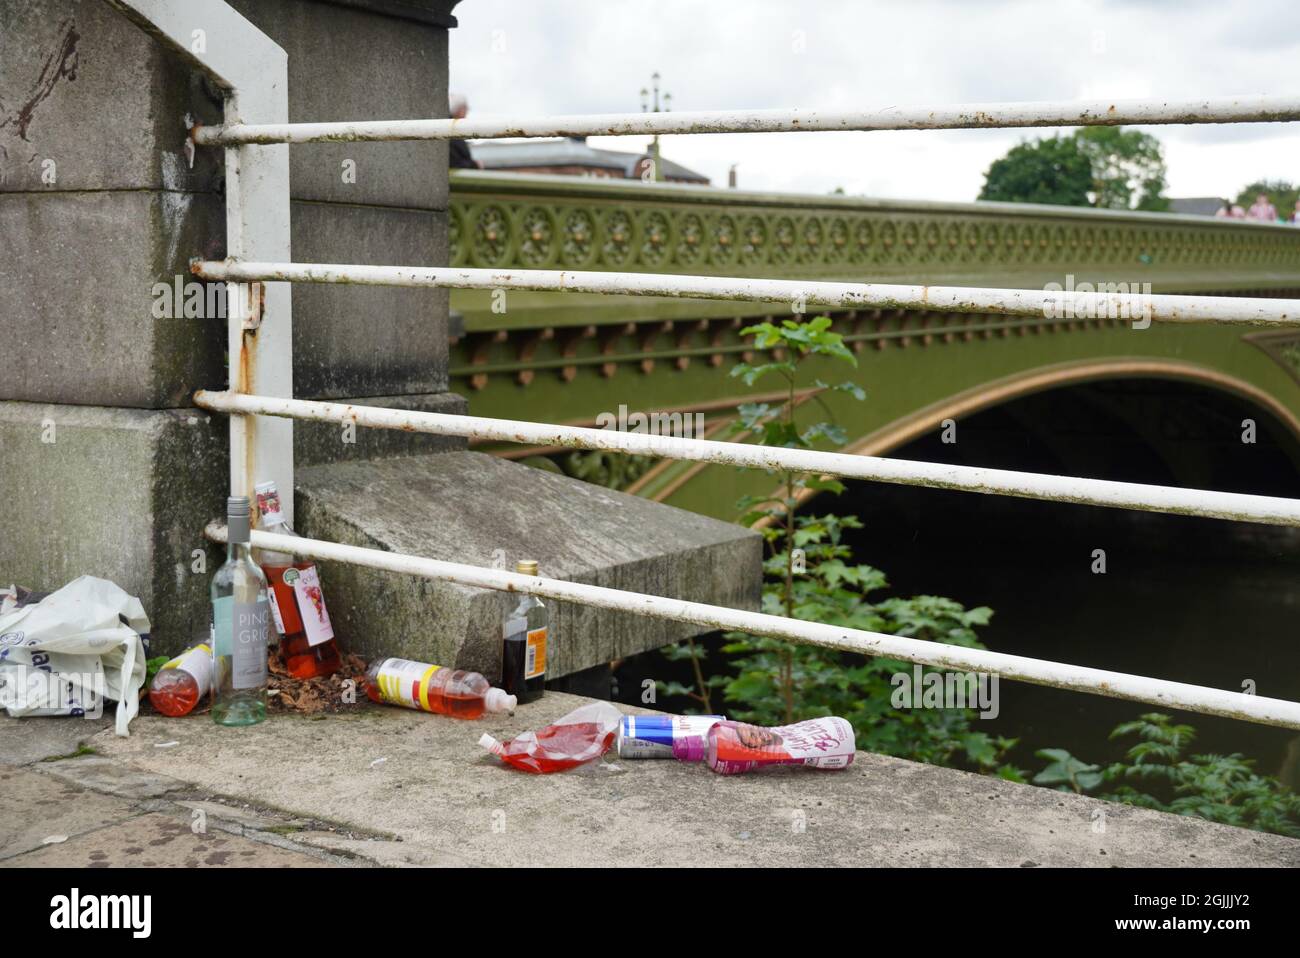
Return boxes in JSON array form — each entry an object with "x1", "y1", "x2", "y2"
[
  {"x1": 1032, "y1": 713, "x2": 1300, "y2": 838},
  {"x1": 1075, "y1": 127, "x2": 1169, "y2": 211},
  {"x1": 145, "y1": 655, "x2": 170, "y2": 682},
  {"x1": 660, "y1": 314, "x2": 1021, "y2": 778},
  {"x1": 979, "y1": 127, "x2": 1168, "y2": 210},
  {"x1": 978, "y1": 134, "x2": 1092, "y2": 206},
  {"x1": 550, "y1": 449, "x2": 655, "y2": 490},
  {"x1": 718, "y1": 511, "x2": 1021, "y2": 776},
  {"x1": 1233, "y1": 179, "x2": 1298, "y2": 220}
]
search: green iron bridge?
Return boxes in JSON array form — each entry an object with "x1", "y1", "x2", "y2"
[{"x1": 447, "y1": 170, "x2": 1300, "y2": 520}]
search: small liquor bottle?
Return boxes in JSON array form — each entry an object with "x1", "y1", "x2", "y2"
[
  {"x1": 254, "y1": 480, "x2": 342, "y2": 679},
  {"x1": 502, "y1": 559, "x2": 547, "y2": 704},
  {"x1": 212, "y1": 496, "x2": 269, "y2": 726}
]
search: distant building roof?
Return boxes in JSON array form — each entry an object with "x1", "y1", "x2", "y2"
[
  {"x1": 470, "y1": 136, "x2": 709, "y2": 184},
  {"x1": 1167, "y1": 197, "x2": 1227, "y2": 217}
]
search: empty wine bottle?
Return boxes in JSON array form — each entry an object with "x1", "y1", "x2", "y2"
[
  {"x1": 254, "y1": 479, "x2": 342, "y2": 679},
  {"x1": 212, "y1": 496, "x2": 269, "y2": 726}
]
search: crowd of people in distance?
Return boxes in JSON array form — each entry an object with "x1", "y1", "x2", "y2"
[{"x1": 1216, "y1": 193, "x2": 1300, "y2": 224}]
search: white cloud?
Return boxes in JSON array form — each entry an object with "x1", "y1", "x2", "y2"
[{"x1": 450, "y1": 0, "x2": 1300, "y2": 201}]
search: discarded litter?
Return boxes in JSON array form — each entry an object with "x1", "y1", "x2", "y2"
[
  {"x1": 501, "y1": 560, "x2": 547, "y2": 705},
  {"x1": 0, "y1": 585, "x2": 48, "y2": 615},
  {"x1": 705, "y1": 717, "x2": 856, "y2": 775},
  {"x1": 617, "y1": 714, "x2": 724, "y2": 760},
  {"x1": 480, "y1": 701, "x2": 621, "y2": 774},
  {"x1": 0, "y1": 576, "x2": 149, "y2": 736},
  {"x1": 211, "y1": 496, "x2": 270, "y2": 727},
  {"x1": 254, "y1": 480, "x2": 343, "y2": 679},
  {"x1": 148, "y1": 643, "x2": 212, "y2": 717},
  {"x1": 364, "y1": 657, "x2": 516, "y2": 719}
]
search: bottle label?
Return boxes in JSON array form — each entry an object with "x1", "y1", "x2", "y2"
[
  {"x1": 266, "y1": 565, "x2": 335, "y2": 647},
  {"x1": 287, "y1": 566, "x2": 334, "y2": 647},
  {"x1": 371, "y1": 657, "x2": 443, "y2": 711},
  {"x1": 708, "y1": 717, "x2": 856, "y2": 775},
  {"x1": 213, "y1": 596, "x2": 269, "y2": 690},
  {"x1": 266, "y1": 587, "x2": 287, "y2": 635},
  {"x1": 255, "y1": 486, "x2": 285, "y2": 525},
  {"x1": 525, "y1": 627, "x2": 547, "y2": 679},
  {"x1": 161, "y1": 643, "x2": 213, "y2": 696}
]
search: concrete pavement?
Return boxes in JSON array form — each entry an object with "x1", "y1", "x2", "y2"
[{"x1": 3, "y1": 695, "x2": 1299, "y2": 867}]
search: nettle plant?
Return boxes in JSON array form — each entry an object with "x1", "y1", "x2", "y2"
[
  {"x1": 659, "y1": 315, "x2": 1021, "y2": 778},
  {"x1": 1034, "y1": 713, "x2": 1300, "y2": 837}
]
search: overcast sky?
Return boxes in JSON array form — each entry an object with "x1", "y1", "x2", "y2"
[{"x1": 449, "y1": 0, "x2": 1300, "y2": 203}]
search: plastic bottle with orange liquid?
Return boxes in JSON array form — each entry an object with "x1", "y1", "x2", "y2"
[
  {"x1": 148, "y1": 642, "x2": 213, "y2": 717},
  {"x1": 363, "y1": 657, "x2": 516, "y2": 719},
  {"x1": 253, "y1": 480, "x2": 343, "y2": 679}
]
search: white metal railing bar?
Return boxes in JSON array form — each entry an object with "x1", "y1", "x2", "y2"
[
  {"x1": 194, "y1": 390, "x2": 1300, "y2": 528},
  {"x1": 191, "y1": 93, "x2": 1300, "y2": 145},
  {"x1": 205, "y1": 523, "x2": 1300, "y2": 731},
  {"x1": 191, "y1": 260, "x2": 1300, "y2": 328}
]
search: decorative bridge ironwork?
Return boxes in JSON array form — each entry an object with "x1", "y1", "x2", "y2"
[{"x1": 447, "y1": 171, "x2": 1300, "y2": 514}]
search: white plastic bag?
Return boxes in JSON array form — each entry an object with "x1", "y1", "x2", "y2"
[{"x1": 0, "y1": 576, "x2": 149, "y2": 736}]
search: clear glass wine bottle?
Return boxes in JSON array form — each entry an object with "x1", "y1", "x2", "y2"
[{"x1": 212, "y1": 496, "x2": 270, "y2": 726}]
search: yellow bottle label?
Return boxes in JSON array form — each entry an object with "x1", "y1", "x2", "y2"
[
  {"x1": 374, "y1": 657, "x2": 443, "y2": 711},
  {"x1": 160, "y1": 644, "x2": 213, "y2": 695},
  {"x1": 525, "y1": 627, "x2": 547, "y2": 679}
]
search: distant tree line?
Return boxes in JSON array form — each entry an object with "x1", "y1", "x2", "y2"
[
  {"x1": 978, "y1": 127, "x2": 1169, "y2": 211},
  {"x1": 978, "y1": 128, "x2": 1298, "y2": 220}
]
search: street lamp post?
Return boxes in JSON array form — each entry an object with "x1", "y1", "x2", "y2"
[{"x1": 639, "y1": 72, "x2": 671, "y2": 183}]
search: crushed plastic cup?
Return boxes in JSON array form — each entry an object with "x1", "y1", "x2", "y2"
[{"x1": 479, "y1": 701, "x2": 622, "y2": 774}]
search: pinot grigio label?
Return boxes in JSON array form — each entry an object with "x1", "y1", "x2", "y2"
[
  {"x1": 213, "y1": 595, "x2": 269, "y2": 690},
  {"x1": 232, "y1": 599, "x2": 269, "y2": 690}
]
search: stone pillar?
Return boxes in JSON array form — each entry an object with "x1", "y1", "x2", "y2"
[{"x1": 0, "y1": 0, "x2": 465, "y2": 652}]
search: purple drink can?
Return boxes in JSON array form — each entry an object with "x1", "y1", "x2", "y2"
[{"x1": 617, "y1": 714, "x2": 724, "y2": 760}]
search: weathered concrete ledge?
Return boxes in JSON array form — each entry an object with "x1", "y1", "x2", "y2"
[
  {"x1": 0, "y1": 401, "x2": 227, "y2": 651},
  {"x1": 293, "y1": 391, "x2": 468, "y2": 466},
  {"x1": 6, "y1": 697, "x2": 1295, "y2": 868},
  {"x1": 296, "y1": 451, "x2": 762, "y2": 677}
]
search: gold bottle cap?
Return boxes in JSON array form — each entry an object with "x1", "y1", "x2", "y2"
[{"x1": 515, "y1": 559, "x2": 539, "y2": 576}]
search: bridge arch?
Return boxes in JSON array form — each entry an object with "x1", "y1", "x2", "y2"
[
  {"x1": 765, "y1": 358, "x2": 1300, "y2": 520},
  {"x1": 842, "y1": 358, "x2": 1300, "y2": 461}
]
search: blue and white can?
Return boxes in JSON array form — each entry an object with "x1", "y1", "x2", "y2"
[{"x1": 617, "y1": 714, "x2": 724, "y2": 760}]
